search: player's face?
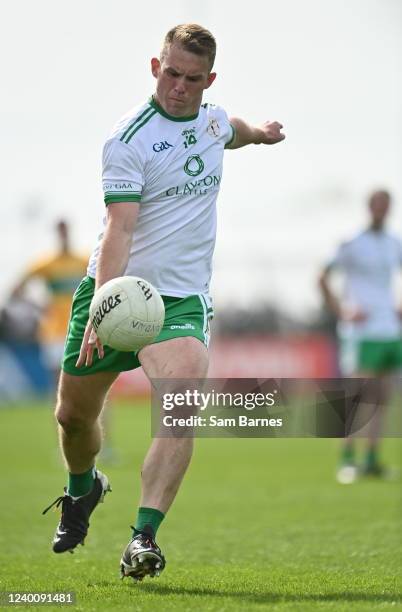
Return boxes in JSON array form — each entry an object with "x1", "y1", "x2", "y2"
[
  {"x1": 369, "y1": 192, "x2": 390, "y2": 227},
  {"x1": 151, "y1": 44, "x2": 216, "y2": 117}
]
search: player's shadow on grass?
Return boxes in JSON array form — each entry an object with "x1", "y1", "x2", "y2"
[{"x1": 134, "y1": 583, "x2": 401, "y2": 604}]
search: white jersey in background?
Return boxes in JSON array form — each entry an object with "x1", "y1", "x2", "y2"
[
  {"x1": 88, "y1": 96, "x2": 235, "y2": 297},
  {"x1": 328, "y1": 230, "x2": 402, "y2": 340}
]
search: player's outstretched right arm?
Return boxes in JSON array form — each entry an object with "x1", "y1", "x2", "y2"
[
  {"x1": 226, "y1": 117, "x2": 285, "y2": 149},
  {"x1": 75, "y1": 202, "x2": 139, "y2": 368}
]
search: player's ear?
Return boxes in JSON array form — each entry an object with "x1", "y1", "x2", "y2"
[
  {"x1": 205, "y1": 72, "x2": 217, "y2": 89},
  {"x1": 151, "y1": 57, "x2": 160, "y2": 78}
]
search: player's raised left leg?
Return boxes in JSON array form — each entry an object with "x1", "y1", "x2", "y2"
[{"x1": 120, "y1": 336, "x2": 208, "y2": 581}]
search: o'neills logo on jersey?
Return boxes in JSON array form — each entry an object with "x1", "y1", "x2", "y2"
[
  {"x1": 92, "y1": 294, "x2": 122, "y2": 331},
  {"x1": 165, "y1": 174, "x2": 221, "y2": 197}
]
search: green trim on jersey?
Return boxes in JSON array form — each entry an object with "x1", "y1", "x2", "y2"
[
  {"x1": 62, "y1": 277, "x2": 213, "y2": 376},
  {"x1": 104, "y1": 192, "x2": 142, "y2": 205},
  {"x1": 120, "y1": 106, "x2": 153, "y2": 142},
  {"x1": 121, "y1": 109, "x2": 157, "y2": 144},
  {"x1": 225, "y1": 124, "x2": 236, "y2": 148},
  {"x1": 124, "y1": 110, "x2": 157, "y2": 144},
  {"x1": 149, "y1": 95, "x2": 199, "y2": 122}
]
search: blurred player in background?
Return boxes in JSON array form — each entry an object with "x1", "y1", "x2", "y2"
[
  {"x1": 11, "y1": 220, "x2": 88, "y2": 383},
  {"x1": 319, "y1": 190, "x2": 402, "y2": 483}
]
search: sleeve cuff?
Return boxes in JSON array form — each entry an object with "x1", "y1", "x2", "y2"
[
  {"x1": 104, "y1": 192, "x2": 142, "y2": 205},
  {"x1": 224, "y1": 124, "x2": 236, "y2": 149}
]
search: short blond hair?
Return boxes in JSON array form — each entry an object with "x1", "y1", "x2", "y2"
[{"x1": 161, "y1": 24, "x2": 216, "y2": 71}]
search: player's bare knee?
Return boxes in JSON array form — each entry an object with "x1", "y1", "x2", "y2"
[
  {"x1": 141, "y1": 336, "x2": 208, "y2": 380},
  {"x1": 55, "y1": 371, "x2": 107, "y2": 431},
  {"x1": 55, "y1": 405, "x2": 94, "y2": 434},
  {"x1": 55, "y1": 391, "x2": 97, "y2": 432}
]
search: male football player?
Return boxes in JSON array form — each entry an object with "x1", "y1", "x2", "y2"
[
  {"x1": 43, "y1": 24, "x2": 285, "y2": 580},
  {"x1": 319, "y1": 190, "x2": 402, "y2": 483}
]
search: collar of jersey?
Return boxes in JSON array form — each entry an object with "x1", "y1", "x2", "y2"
[{"x1": 149, "y1": 96, "x2": 199, "y2": 122}]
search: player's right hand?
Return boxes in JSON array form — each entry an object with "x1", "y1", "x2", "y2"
[
  {"x1": 76, "y1": 320, "x2": 104, "y2": 368},
  {"x1": 258, "y1": 120, "x2": 286, "y2": 145}
]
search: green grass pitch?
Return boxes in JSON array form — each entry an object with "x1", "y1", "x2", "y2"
[{"x1": 0, "y1": 401, "x2": 400, "y2": 611}]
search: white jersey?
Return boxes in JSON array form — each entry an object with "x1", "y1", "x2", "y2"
[
  {"x1": 328, "y1": 230, "x2": 402, "y2": 340},
  {"x1": 87, "y1": 96, "x2": 235, "y2": 297}
]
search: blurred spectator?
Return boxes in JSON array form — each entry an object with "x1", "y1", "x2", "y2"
[
  {"x1": 10, "y1": 220, "x2": 88, "y2": 383},
  {"x1": 319, "y1": 190, "x2": 402, "y2": 483}
]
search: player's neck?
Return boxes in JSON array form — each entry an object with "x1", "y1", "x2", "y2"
[{"x1": 151, "y1": 94, "x2": 199, "y2": 121}]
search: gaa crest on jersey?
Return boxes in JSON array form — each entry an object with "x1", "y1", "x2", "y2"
[
  {"x1": 207, "y1": 119, "x2": 220, "y2": 138},
  {"x1": 152, "y1": 141, "x2": 173, "y2": 153}
]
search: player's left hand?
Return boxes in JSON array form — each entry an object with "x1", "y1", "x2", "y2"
[
  {"x1": 257, "y1": 121, "x2": 286, "y2": 145},
  {"x1": 75, "y1": 319, "x2": 104, "y2": 368}
]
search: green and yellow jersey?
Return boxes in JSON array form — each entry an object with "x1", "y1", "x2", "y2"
[{"x1": 26, "y1": 252, "x2": 88, "y2": 343}]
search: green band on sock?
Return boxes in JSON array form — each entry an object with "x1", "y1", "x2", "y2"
[
  {"x1": 68, "y1": 467, "x2": 95, "y2": 497},
  {"x1": 341, "y1": 445, "x2": 355, "y2": 465},
  {"x1": 134, "y1": 506, "x2": 165, "y2": 537},
  {"x1": 365, "y1": 448, "x2": 378, "y2": 469}
]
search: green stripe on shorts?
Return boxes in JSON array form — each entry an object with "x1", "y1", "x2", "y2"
[{"x1": 62, "y1": 277, "x2": 213, "y2": 376}]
